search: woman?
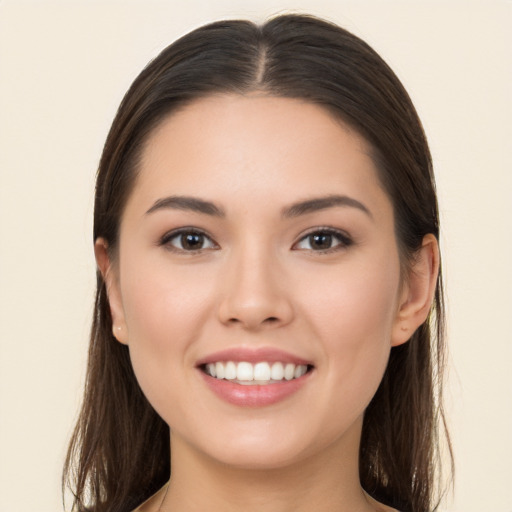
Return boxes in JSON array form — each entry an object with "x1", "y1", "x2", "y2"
[{"x1": 64, "y1": 14, "x2": 451, "y2": 512}]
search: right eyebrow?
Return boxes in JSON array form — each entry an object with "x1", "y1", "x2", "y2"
[
  {"x1": 145, "y1": 195, "x2": 226, "y2": 217},
  {"x1": 282, "y1": 194, "x2": 373, "y2": 220}
]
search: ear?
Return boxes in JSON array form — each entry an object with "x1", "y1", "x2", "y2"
[
  {"x1": 95, "y1": 238, "x2": 129, "y2": 345},
  {"x1": 391, "y1": 234, "x2": 439, "y2": 347}
]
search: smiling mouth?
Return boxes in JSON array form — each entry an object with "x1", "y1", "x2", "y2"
[{"x1": 201, "y1": 361, "x2": 313, "y2": 385}]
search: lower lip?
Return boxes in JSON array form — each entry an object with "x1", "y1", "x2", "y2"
[{"x1": 199, "y1": 370, "x2": 311, "y2": 407}]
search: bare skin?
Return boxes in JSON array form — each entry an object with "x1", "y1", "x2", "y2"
[
  {"x1": 136, "y1": 479, "x2": 399, "y2": 512},
  {"x1": 98, "y1": 95, "x2": 437, "y2": 512}
]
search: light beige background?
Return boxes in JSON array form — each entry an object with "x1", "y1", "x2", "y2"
[{"x1": 0, "y1": 1, "x2": 510, "y2": 511}]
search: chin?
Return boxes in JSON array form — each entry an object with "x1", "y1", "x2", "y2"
[
  {"x1": 205, "y1": 443, "x2": 310, "y2": 471},
  {"x1": 180, "y1": 417, "x2": 353, "y2": 473}
]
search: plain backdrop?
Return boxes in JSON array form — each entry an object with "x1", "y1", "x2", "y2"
[{"x1": 0, "y1": 1, "x2": 511, "y2": 511}]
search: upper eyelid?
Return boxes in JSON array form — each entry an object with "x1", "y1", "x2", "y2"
[
  {"x1": 296, "y1": 226, "x2": 352, "y2": 240},
  {"x1": 161, "y1": 226, "x2": 213, "y2": 239},
  {"x1": 159, "y1": 227, "x2": 219, "y2": 248}
]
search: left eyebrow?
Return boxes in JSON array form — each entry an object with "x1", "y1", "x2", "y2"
[
  {"x1": 282, "y1": 195, "x2": 373, "y2": 219},
  {"x1": 145, "y1": 195, "x2": 225, "y2": 217}
]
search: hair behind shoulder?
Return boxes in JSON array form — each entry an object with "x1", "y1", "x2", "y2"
[{"x1": 64, "y1": 13, "x2": 452, "y2": 512}]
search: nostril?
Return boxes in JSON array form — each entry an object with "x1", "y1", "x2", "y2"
[{"x1": 226, "y1": 316, "x2": 279, "y2": 326}]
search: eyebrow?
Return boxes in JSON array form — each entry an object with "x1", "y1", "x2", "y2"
[
  {"x1": 145, "y1": 196, "x2": 225, "y2": 217},
  {"x1": 145, "y1": 194, "x2": 372, "y2": 219},
  {"x1": 282, "y1": 195, "x2": 373, "y2": 219}
]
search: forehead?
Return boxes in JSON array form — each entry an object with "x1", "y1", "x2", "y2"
[{"x1": 129, "y1": 94, "x2": 389, "y2": 217}]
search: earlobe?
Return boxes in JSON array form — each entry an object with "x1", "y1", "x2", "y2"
[
  {"x1": 391, "y1": 234, "x2": 439, "y2": 347},
  {"x1": 94, "y1": 238, "x2": 129, "y2": 345}
]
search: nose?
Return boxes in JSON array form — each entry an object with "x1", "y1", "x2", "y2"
[{"x1": 217, "y1": 246, "x2": 294, "y2": 331}]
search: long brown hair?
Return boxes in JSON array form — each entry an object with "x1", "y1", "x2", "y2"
[{"x1": 64, "y1": 14, "x2": 452, "y2": 512}]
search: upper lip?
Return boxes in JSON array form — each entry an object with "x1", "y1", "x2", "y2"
[{"x1": 196, "y1": 347, "x2": 313, "y2": 367}]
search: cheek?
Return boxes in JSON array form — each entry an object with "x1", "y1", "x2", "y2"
[
  {"x1": 305, "y1": 255, "x2": 399, "y2": 331},
  {"x1": 299, "y1": 255, "x2": 401, "y2": 391},
  {"x1": 121, "y1": 253, "x2": 214, "y2": 342},
  {"x1": 118, "y1": 257, "x2": 216, "y2": 411}
]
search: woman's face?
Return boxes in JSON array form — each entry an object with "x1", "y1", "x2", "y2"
[{"x1": 103, "y1": 95, "x2": 413, "y2": 470}]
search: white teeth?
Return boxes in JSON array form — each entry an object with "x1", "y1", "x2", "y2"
[
  {"x1": 205, "y1": 361, "x2": 309, "y2": 384},
  {"x1": 225, "y1": 361, "x2": 237, "y2": 380},
  {"x1": 215, "y1": 362, "x2": 225, "y2": 379},
  {"x1": 294, "y1": 364, "x2": 307, "y2": 378},
  {"x1": 284, "y1": 363, "x2": 295, "y2": 381},
  {"x1": 206, "y1": 363, "x2": 216, "y2": 378},
  {"x1": 254, "y1": 362, "x2": 271, "y2": 381},
  {"x1": 237, "y1": 362, "x2": 253, "y2": 381},
  {"x1": 270, "y1": 362, "x2": 284, "y2": 380}
]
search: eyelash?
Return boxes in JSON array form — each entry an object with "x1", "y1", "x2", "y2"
[
  {"x1": 159, "y1": 228, "x2": 218, "y2": 253},
  {"x1": 292, "y1": 227, "x2": 353, "y2": 253},
  {"x1": 159, "y1": 227, "x2": 353, "y2": 254}
]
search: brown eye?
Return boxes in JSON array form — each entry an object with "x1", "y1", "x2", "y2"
[
  {"x1": 161, "y1": 229, "x2": 217, "y2": 252},
  {"x1": 309, "y1": 233, "x2": 333, "y2": 250},
  {"x1": 181, "y1": 233, "x2": 205, "y2": 250},
  {"x1": 294, "y1": 229, "x2": 352, "y2": 252}
]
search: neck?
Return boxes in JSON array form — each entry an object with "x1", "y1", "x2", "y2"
[{"x1": 160, "y1": 420, "x2": 377, "y2": 512}]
